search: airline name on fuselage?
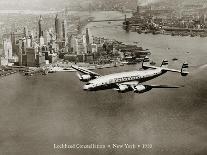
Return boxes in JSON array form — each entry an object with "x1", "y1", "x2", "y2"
[
  {"x1": 114, "y1": 75, "x2": 141, "y2": 83},
  {"x1": 101, "y1": 71, "x2": 160, "y2": 85}
]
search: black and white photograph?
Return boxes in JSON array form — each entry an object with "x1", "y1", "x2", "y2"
[{"x1": 0, "y1": 0, "x2": 206, "y2": 154}]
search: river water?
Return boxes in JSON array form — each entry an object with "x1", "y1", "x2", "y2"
[{"x1": 0, "y1": 11, "x2": 206, "y2": 155}]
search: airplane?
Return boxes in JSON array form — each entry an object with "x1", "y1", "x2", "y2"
[{"x1": 71, "y1": 57, "x2": 189, "y2": 93}]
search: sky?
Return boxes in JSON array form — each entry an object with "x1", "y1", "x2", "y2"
[
  {"x1": 0, "y1": 0, "x2": 206, "y2": 10},
  {"x1": 0, "y1": 0, "x2": 79, "y2": 10},
  {"x1": 0, "y1": 0, "x2": 161, "y2": 9}
]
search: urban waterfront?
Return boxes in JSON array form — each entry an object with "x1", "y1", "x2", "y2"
[
  {"x1": 0, "y1": 10, "x2": 206, "y2": 155},
  {"x1": 87, "y1": 11, "x2": 207, "y2": 68}
]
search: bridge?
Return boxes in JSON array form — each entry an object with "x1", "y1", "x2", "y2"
[
  {"x1": 89, "y1": 19, "x2": 125, "y2": 23},
  {"x1": 89, "y1": 14, "x2": 127, "y2": 23}
]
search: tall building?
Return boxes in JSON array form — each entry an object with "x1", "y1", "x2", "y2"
[
  {"x1": 3, "y1": 39, "x2": 13, "y2": 60},
  {"x1": 27, "y1": 36, "x2": 32, "y2": 48},
  {"x1": 55, "y1": 14, "x2": 63, "y2": 41},
  {"x1": 62, "y1": 19, "x2": 68, "y2": 45},
  {"x1": 137, "y1": 5, "x2": 140, "y2": 14},
  {"x1": 23, "y1": 27, "x2": 28, "y2": 38},
  {"x1": 91, "y1": 44, "x2": 98, "y2": 53},
  {"x1": 46, "y1": 31, "x2": 51, "y2": 45},
  {"x1": 18, "y1": 38, "x2": 27, "y2": 66},
  {"x1": 72, "y1": 35, "x2": 87, "y2": 55},
  {"x1": 26, "y1": 48, "x2": 36, "y2": 67},
  {"x1": 38, "y1": 15, "x2": 43, "y2": 39},
  {"x1": 86, "y1": 28, "x2": 90, "y2": 46},
  {"x1": 11, "y1": 32, "x2": 16, "y2": 50},
  {"x1": 39, "y1": 36, "x2": 45, "y2": 47}
]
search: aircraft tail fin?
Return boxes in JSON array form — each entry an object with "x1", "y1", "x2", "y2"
[
  {"x1": 142, "y1": 56, "x2": 150, "y2": 69},
  {"x1": 160, "y1": 59, "x2": 168, "y2": 68},
  {"x1": 181, "y1": 62, "x2": 189, "y2": 76}
]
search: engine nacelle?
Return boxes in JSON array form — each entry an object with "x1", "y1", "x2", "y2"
[
  {"x1": 80, "y1": 75, "x2": 92, "y2": 82},
  {"x1": 118, "y1": 85, "x2": 129, "y2": 93},
  {"x1": 134, "y1": 85, "x2": 147, "y2": 93}
]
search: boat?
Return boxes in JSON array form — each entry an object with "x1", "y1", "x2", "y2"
[
  {"x1": 172, "y1": 58, "x2": 178, "y2": 61},
  {"x1": 120, "y1": 61, "x2": 128, "y2": 64},
  {"x1": 120, "y1": 63, "x2": 124, "y2": 66},
  {"x1": 104, "y1": 64, "x2": 112, "y2": 68},
  {"x1": 24, "y1": 72, "x2": 33, "y2": 76},
  {"x1": 96, "y1": 65, "x2": 104, "y2": 69},
  {"x1": 113, "y1": 62, "x2": 118, "y2": 67},
  {"x1": 150, "y1": 61, "x2": 156, "y2": 65},
  {"x1": 87, "y1": 66, "x2": 96, "y2": 70}
]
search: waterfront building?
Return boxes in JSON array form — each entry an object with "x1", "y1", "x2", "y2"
[
  {"x1": 92, "y1": 36, "x2": 101, "y2": 44},
  {"x1": 18, "y1": 39, "x2": 23, "y2": 66},
  {"x1": 3, "y1": 39, "x2": 13, "y2": 60},
  {"x1": 36, "y1": 53, "x2": 46, "y2": 67},
  {"x1": 71, "y1": 35, "x2": 87, "y2": 55},
  {"x1": 0, "y1": 56, "x2": 9, "y2": 66},
  {"x1": 26, "y1": 47, "x2": 36, "y2": 67},
  {"x1": 18, "y1": 37, "x2": 42, "y2": 67},
  {"x1": 91, "y1": 44, "x2": 98, "y2": 53},
  {"x1": 48, "y1": 53, "x2": 58, "y2": 63}
]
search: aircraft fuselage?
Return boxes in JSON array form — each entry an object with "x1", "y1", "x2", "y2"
[{"x1": 84, "y1": 68, "x2": 165, "y2": 91}]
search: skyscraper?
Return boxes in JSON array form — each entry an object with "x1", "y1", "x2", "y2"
[
  {"x1": 62, "y1": 19, "x2": 68, "y2": 46},
  {"x1": 3, "y1": 39, "x2": 13, "y2": 60},
  {"x1": 86, "y1": 28, "x2": 90, "y2": 52},
  {"x1": 55, "y1": 14, "x2": 62, "y2": 41},
  {"x1": 38, "y1": 15, "x2": 43, "y2": 38},
  {"x1": 23, "y1": 27, "x2": 28, "y2": 38},
  {"x1": 86, "y1": 28, "x2": 90, "y2": 46}
]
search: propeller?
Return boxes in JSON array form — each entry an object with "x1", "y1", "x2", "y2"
[{"x1": 76, "y1": 72, "x2": 82, "y2": 80}]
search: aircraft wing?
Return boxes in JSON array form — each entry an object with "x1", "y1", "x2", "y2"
[
  {"x1": 143, "y1": 65, "x2": 159, "y2": 69},
  {"x1": 142, "y1": 64, "x2": 183, "y2": 73},
  {"x1": 71, "y1": 65, "x2": 101, "y2": 77},
  {"x1": 145, "y1": 84, "x2": 183, "y2": 88},
  {"x1": 114, "y1": 81, "x2": 183, "y2": 93},
  {"x1": 131, "y1": 84, "x2": 183, "y2": 93},
  {"x1": 119, "y1": 82, "x2": 182, "y2": 89}
]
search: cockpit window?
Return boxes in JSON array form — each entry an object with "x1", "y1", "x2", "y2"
[{"x1": 85, "y1": 83, "x2": 91, "y2": 85}]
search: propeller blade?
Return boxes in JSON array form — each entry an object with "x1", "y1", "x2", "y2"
[{"x1": 76, "y1": 72, "x2": 82, "y2": 79}]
